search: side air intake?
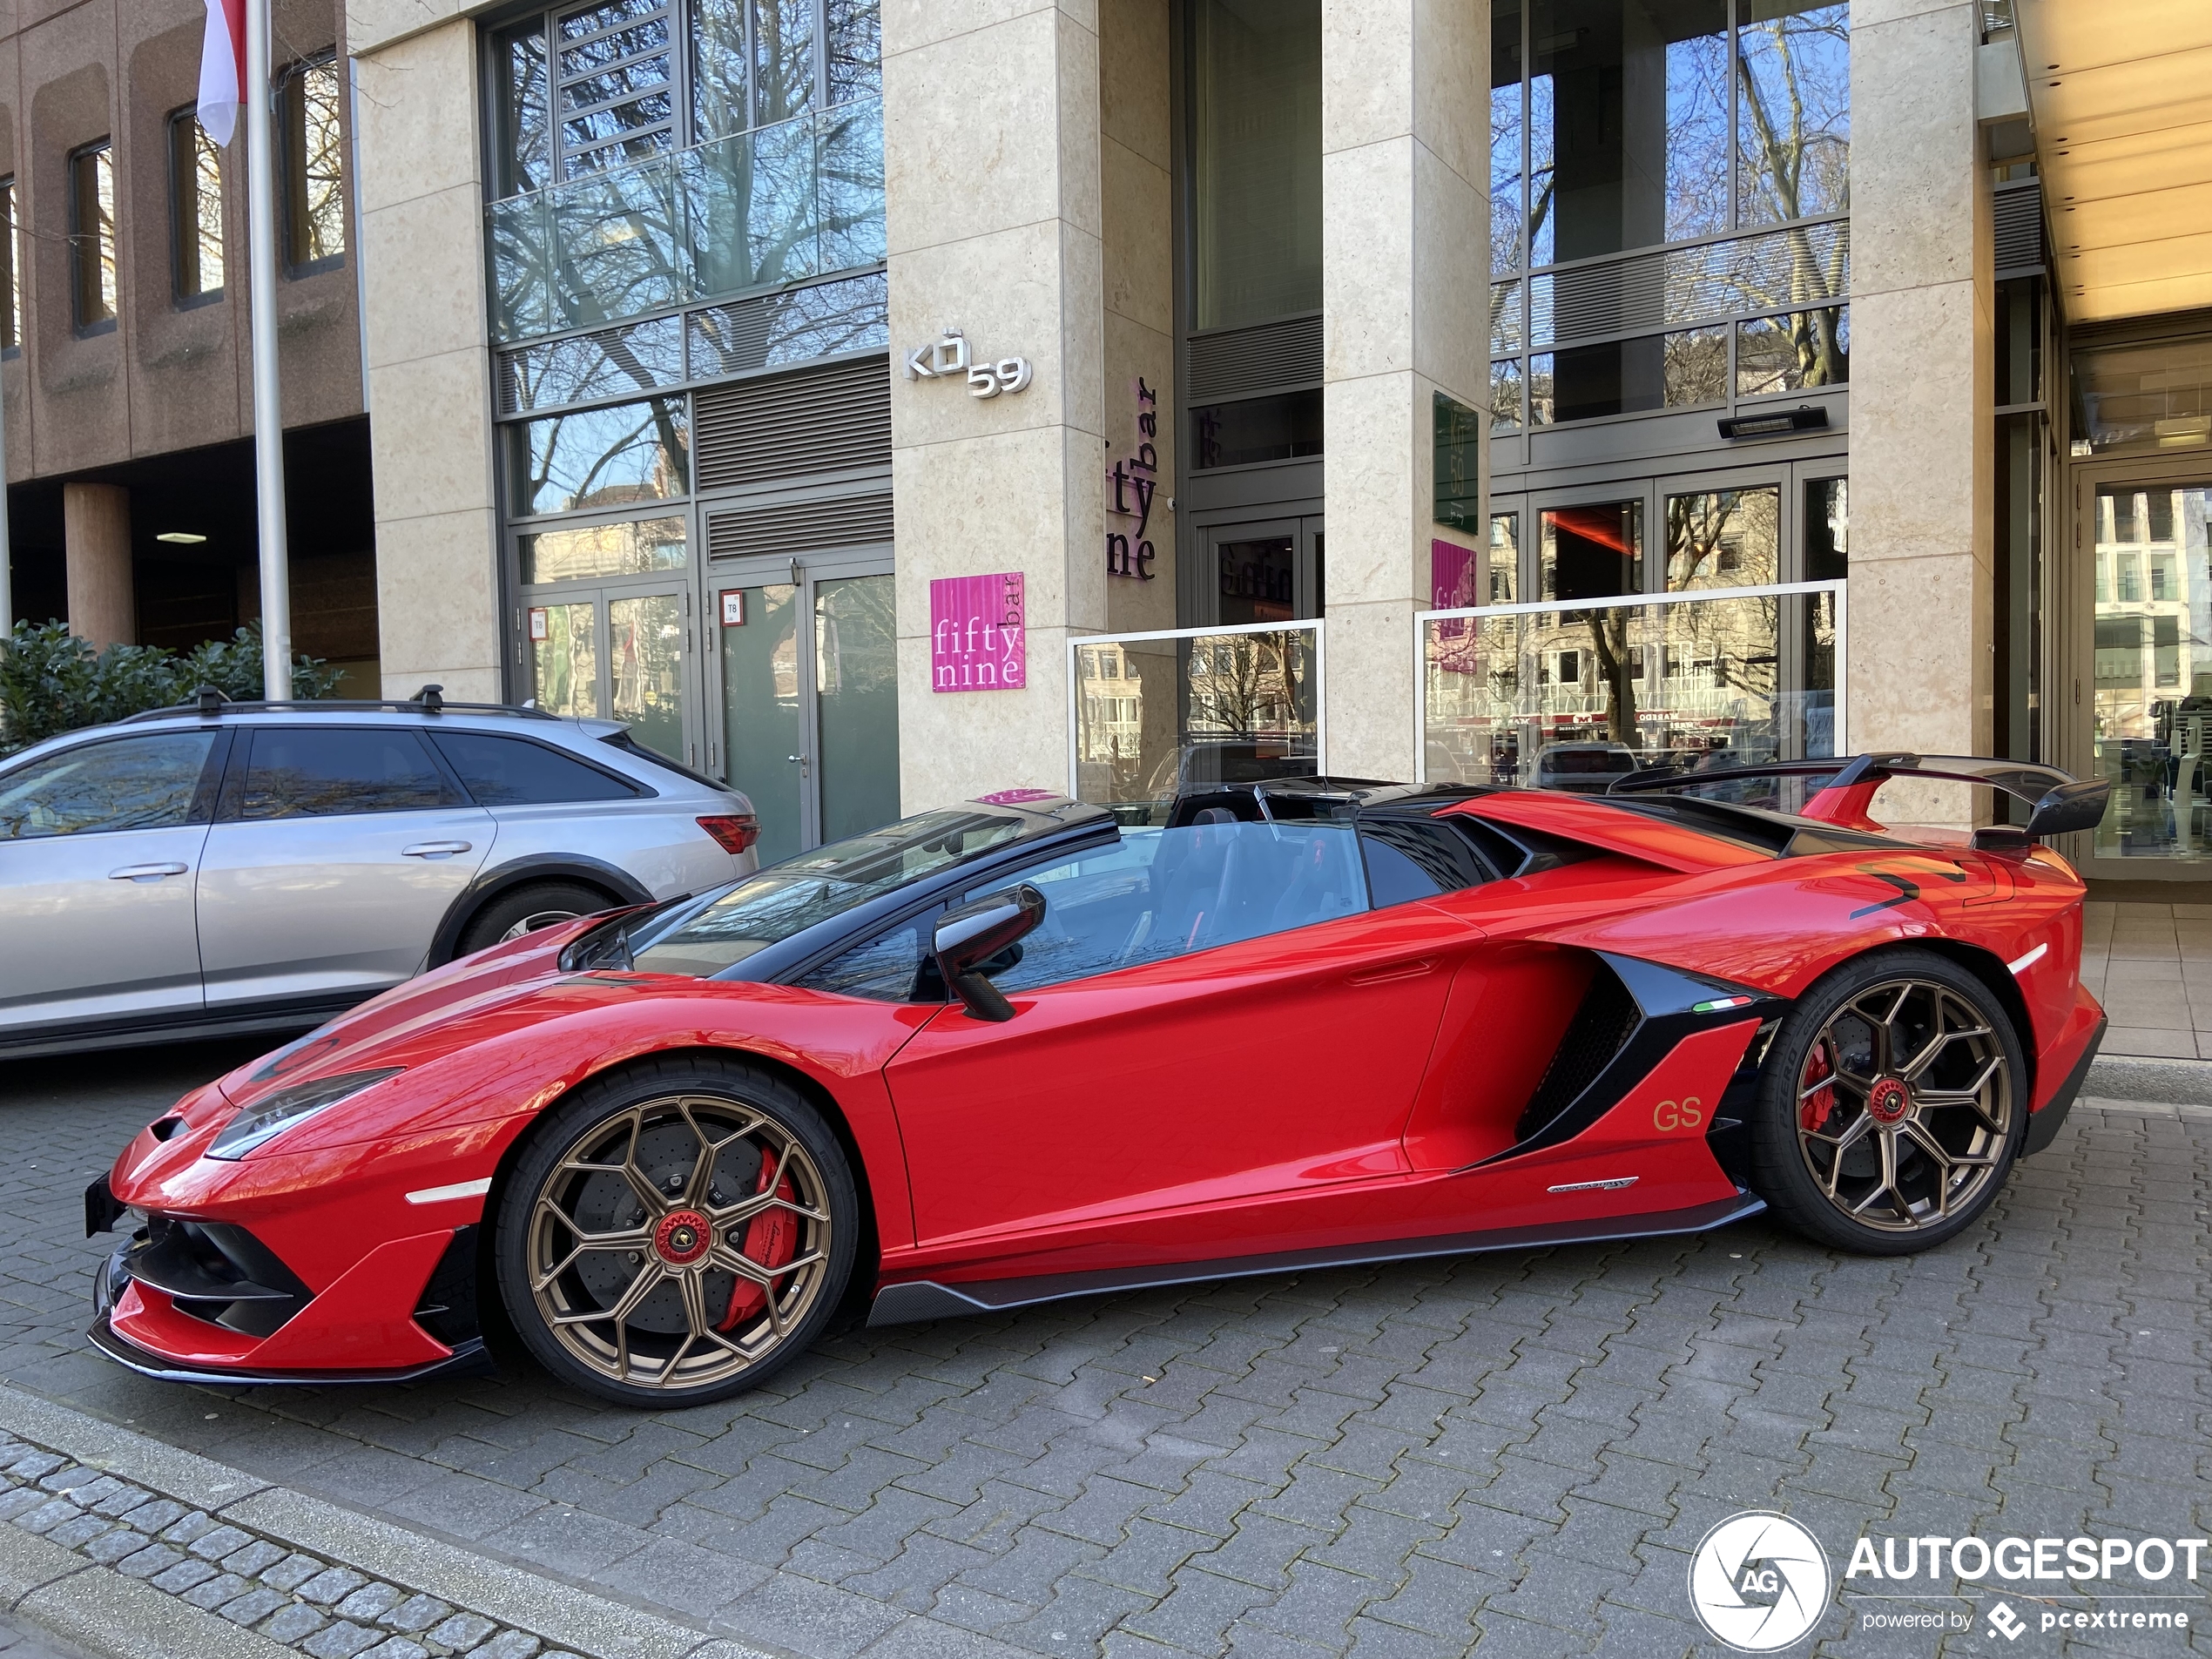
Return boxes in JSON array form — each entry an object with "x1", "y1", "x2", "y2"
[{"x1": 1514, "y1": 958, "x2": 1642, "y2": 1143}]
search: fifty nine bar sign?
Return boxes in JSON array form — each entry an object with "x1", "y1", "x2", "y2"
[{"x1": 930, "y1": 572, "x2": 1026, "y2": 692}]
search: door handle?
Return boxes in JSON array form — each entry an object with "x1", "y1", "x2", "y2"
[
  {"x1": 401, "y1": 841, "x2": 474, "y2": 859},
  {"x1": 108, "y1": 863, "x2": 188, "y2": 881},
  {"x1": 1348, "y1": 957, "x2": 1437, "y2": 987}
]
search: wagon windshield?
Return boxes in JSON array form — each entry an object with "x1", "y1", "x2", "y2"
[{"x1": 624, "y1": 808, "x2": 1035, "y2": 977}]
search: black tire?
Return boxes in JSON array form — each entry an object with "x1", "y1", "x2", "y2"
[
  {"x1": 495, "y1": 1055, "x2": 858, "y2": 1406},
  {"x1": 1750, "y1": 948, "x2": 2027, "y2": 1255},
  {"x1": 457, "y1": 881, "x2": 614, "y2": 956}
]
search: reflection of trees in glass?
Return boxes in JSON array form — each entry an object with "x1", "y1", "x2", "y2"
[
  {"x1": 1492, "y1": 78, "x2": 1523, "y2": 273},
  {"x1": 1736, "y1": 0, "x2": 1848, "y2": 381},
  {"x1": 1528, "y1": 72, "x2": 1554, "y2": 265},
  {"x1": 1666, "y1": 31, "x2": 1730, "y2": 241},
  {"x1": 1584, "y1": 610, "x2": 1638, "y2": 746},
  {"x1": 1185, "y1": 636, "x2": 1311, "y2": 740},
  {"x1": 284, "y1": 60, "x2": 347, "y2": 267},
  {"x1": 1666, "y1": 489, "x2": 1778, "y2": 589},
  {"x1": 518, "y1": 399, "x2": 690, "y2": 516}
]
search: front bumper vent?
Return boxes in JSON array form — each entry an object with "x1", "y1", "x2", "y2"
[{"x1": 120, "y1": 1217, "x2": 312, "y2": 1339}]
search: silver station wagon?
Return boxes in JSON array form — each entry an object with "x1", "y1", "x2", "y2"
[{"x1": 0, "y1": 690, "x2": 759, "y2": 1057}]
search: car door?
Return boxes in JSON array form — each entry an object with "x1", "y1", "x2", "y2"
[
  {"x1": 196, "y1": 725, "x2": 495, "y2": 1009},
  {"x1": 0, "y1": 729, "x2": 226, "y2": 1040},
  {"x1": 878, "y1": 817, "x2": 1479, "y2": 1248}
]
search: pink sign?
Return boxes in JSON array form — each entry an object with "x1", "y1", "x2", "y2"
[
  {"x1": 930, "y1": 571, "x2": 1026, "y2": 692},
  {"x1": 1430, "y1": 538, "x2": 1480, "y2": 611}
]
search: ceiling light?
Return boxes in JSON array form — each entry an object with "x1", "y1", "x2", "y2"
[{"x1": 155, "y1": 531, "x2": 208, "y2": 544}]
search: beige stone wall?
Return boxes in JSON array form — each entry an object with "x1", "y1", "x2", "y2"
[
  {"x1": 1099, "y1": 0, "x2": 1175, "y2": 637},
  {"x1": 1320, "y1": 0, "x2": 1489, "y2": 783},
  {"x1": 886, "y1": 0, "x2": 1107, "y2": 808},
  {"x1": 1849, "y1": 0, "x2": 1993, "y2": 823},
  {"x1": 347, "y1": 11, "x2": 502, "y2": 701}
]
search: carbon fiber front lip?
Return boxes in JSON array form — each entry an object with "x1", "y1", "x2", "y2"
[{"x1": 87, "y1": 1248, "x2": 494, "y2": 1387}]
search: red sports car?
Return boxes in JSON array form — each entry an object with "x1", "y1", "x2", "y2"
[{"x1": 88, "y1": 756, "x2": 2108, "y2": 1406}]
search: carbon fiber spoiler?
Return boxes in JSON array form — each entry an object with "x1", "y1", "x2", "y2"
[{"x1": 1608, "y1": 752, "x2": 2110, "y2": 849}]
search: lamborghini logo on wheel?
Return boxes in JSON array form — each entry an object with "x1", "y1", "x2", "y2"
[{"x1": 1689, "y1": 1512, "x2": 1831, "y2": 1651}]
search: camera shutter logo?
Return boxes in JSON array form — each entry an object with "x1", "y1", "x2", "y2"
[{"x1": 1689, "y1": 1512, "x2": 1831, "y2": 1651}]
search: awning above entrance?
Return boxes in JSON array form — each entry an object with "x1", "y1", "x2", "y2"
[{"x1": 2016, "y1": 0, "x2": 2212, "y2": 323}]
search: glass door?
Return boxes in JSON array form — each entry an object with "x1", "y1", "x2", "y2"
[
  {"x1": 525, "y1": 582, "x2": 698, "y2": 765},
  {"x1": 711, "y1": 554, "x2": 898, "y2": 865},
  {"x1": 1191, "y1": 516, "x2": 1325, "y2": 625},
  {"x1": 2074, "y1": 475, "x2": 2212, "y2": 868}
]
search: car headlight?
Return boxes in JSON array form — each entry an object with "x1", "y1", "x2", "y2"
[{"x1": 206, "y1": 1068, "x2": 404, "y2": 1160}]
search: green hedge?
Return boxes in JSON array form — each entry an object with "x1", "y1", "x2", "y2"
[{"x1": 0, "y1": 621, "x2": 343, "y2": 755}]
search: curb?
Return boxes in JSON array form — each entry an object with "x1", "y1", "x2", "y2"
[
  {"x1": 2083, "y1": 1053, "x2": 2212, "y2": 1106},
  {"x1": 0, "y1": 1384, "x2": 779, "y2": 1659}
]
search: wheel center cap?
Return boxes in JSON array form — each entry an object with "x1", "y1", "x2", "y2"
[
  {"x1": 655, "y1": 1210, "x2": 710, "y2": 1265},
  {"x1": 1867, "y1": 1076, "x2": 1912, "y2": 1124}
]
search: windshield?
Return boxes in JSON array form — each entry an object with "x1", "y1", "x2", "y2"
[{"x1": 627, "y1": 807, "x2": 1032, "y2": 977}]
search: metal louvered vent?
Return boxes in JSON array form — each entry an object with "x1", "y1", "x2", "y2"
[
  {"x1": 693, "y1": 354, "x2": 891, "y2": 490},
  {"x1": 1186, "y1": 313, "x2": 1324, "y2": 403},
  {"x1": 1994, "y1": 181, "x2": 2045, "y2": 274},
  {"x1": 707, "y1": 493, "x2": 894, "y2": 562}
]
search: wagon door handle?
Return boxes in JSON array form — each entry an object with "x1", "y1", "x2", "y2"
[
  {"x1": 107, "y1": 862, "x2": 189, "y2": 881},
  {"x1": 401, "y1": 841, "x2": 474, "y2": 859},
  {"x1": 1348, "y1": 957, "x2": 1437, "y2": 987}
]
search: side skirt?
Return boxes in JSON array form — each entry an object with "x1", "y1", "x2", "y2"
[{"x1": 867, "y1": 1192, "x2": 1766, "y2": 1326}]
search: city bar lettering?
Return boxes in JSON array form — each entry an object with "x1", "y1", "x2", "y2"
[
  {"x1": 930, "y1": 572, "x2": 1027, "y2": 692},
  {"x1": 1106, "y1": 379, "x2": 1160, "y2": 581}
]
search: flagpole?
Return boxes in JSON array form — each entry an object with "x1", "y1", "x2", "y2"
[{"x1": 244, "y1": 0, "x2": 291, "y2": 700}]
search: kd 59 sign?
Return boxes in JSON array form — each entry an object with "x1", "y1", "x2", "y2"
[{"x1": 904, "y1": 329, "x2": 1033, "y2": 399}]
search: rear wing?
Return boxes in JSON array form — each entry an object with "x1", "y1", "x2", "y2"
[{"x1": 1608, "y1": 752, "x2": 2109, "y2": 851}]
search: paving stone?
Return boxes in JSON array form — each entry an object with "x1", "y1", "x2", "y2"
[
  {"x1": 84, "y1": 1527, "x2": 151, "y2": 1564},
  {"x1": 15, "y1": 1499, "x2": 79, "y2": 1534},
  {"x1": 262, "y1": 1553, "x2": 327, "y2": 1591},
  {"x1": 303, "y1": 1623, "x2": 386, "y2": 1659},
  {"x1": 262, "y1": 1602, "x2": 331, "y2": 1644},
  {"x1": 379, "y1": 1594, "x2": 452, "y2": 1633},
  {"x1": 425, "y1": 1614, "x2": 497, "y2": 1651},
  {"x1": 0, "y1": 1491, "x2": 46, "y2": 1522},
  {"x1": 158, "y1": 1510, "x2": 219, "y2": 1546},
  {"x1": 299, "y1": 1568, "x2": 371, "y2": 1606},
  {"x1": 361, "y1": 1640, "x2": 431, "y2": 1659},
  {"x1": 461, "y1": 1634, "x2": 541, "y2": 1659},
  {"x1": 188, "y1": 1523, "x2": 257, "y2": 1561},
  {"x1": 41, "y1": 1512, "x2": 111, "y2": 1548},
  {"x1": 115, "y1": 1543, "x2": 185, "y2": 1580},
  {"x1": 335, "y1": 1582, "x2": 406, "y2": 1622},
  {"x1": 221, "y1": 1538, "x2": 289, "y2": 1578},
  {"x1": 182, "y1": 1572, "x2": 255, "y2": 1609},
  {"x1": 220, "y1": 1587, "x2": 292, "y2": 1627},
  {"x1": 150, "y1": 1559, "x2": 219, "y2": 1592},
  {"x1": 125, "y1": 1499, "x2": 186, "y2": 1534}
]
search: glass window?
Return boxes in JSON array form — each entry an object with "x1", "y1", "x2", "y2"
[
  {"x1": 428, "y1": 732, "x2": 642, "y2": 804},
  {"x1": 794, "y1": 918, "x2": 929, "y2": 1001},
  {"x1": 629, "y1": 807, "x2": 1028, "y2": 976},
  {"x1": 1359, "y1": 819, "x2": 1497, "y2": 907},
  {"x1": 1490, "y1": 360, "x2": 1523, "y2": 433},
  {"x1": 1490, "y1": 511, "x2": 1520, "y2": 604},
  {"x1": 282, "y1": 58, "x2": 347, "y2": 272},
  {"x1": 1492, "y1": 0, "x2": 1524, "y2": 274},
  {"x1": 169, "y1": 109, "x2": 226, "y2": 303},
  {"x1": 969, "y1": 821, "x2": 1368, "y2": 994},
  {"x1": 1737, "y1": 306, "x2": 1849, "y2": 396},
  {"x1": 610, "y1": 592, "x2": 687, "y2": 760},
  {"x1": 2073, "y1": 335, "x2": 2212, "y2": 459},
  {"x1": 0, "y1": 735, "x2": 217, "y2": 840},
  {"x1": 1531, "y1": 0, "x2": 1728, "y2": 263},
  {"x1": 1191, "y1": 390, "x2": 1321, "y2": 471},
  {"x1": 556, "y1": 0, "x2": 677, "y2": 177},
  {"x1": 531, "y1": 601, "x2": 601, "y2": 716},
  {"x1": 69, "y1": 141, "x2": 118, "y2": 333},
  {"x1": 691, "y1": 0, "x2": 747, "y2": 139},
  {"x1": 1215, "y1": 535, "x2": 1295, "y2": 624},
  {"x1": 1528, "y1": 352, "x2": 1555, "y2": 425},
  {"x1": 1737, "y1": 0, "x2": 1850, "y2": 227},
  {"x1": 522, "y1": 516, "x2": 688, "y2": 582},
  {"x1": 826, "y1": 0, "x2": 880, "y2": 105},
  {"x1": 752, "y1": 0, "x2": 817, "y2": 125},
  {"x1": 493, "y1": 21, "x2": 554, "y2": 197},
  {"x1": 1541, "y1": 502, "x2": 1643, "y2": 600},
  {"x1": 1663, "y1": 325, "x2": 1729, "y2": 406},
  {"x1": 0, "y1": 176, "x2": 22, "y2": 350},
  {"x1": 513, "y1": 398, "x2": 691, "y2": 516},
  {"x1": 1805, "y1": 477, "x2": 1846, "y2": 579},
  {"x1": 1667, "y1": 488, "x2": 1779, "y2": 590},
  {"x1": 1190, "y1": 0, "x2": 1321, "y2": 330},
  {"x1": 239, "y1": 730, "x2": 448, "y2": 819}
]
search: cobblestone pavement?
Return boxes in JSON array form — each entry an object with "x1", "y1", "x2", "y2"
[
  {"x1": 0, "y1": 1613, "x2": 83, "y2": 1658},
  {"x1": 0, "y1": 1041, "x2": 2207, "y2": 1659}
]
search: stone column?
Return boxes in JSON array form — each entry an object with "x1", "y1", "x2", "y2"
[
  {"x1": 1849, "y1": 0, "x2": 1993, "y2": 820},
  {"x1": 348, "y1": 9, "x2": 502, "y2": 702},
  {"x1": 63, "y1": 482, "x2": 133, "y2": 648},
  {"x1": 886, "y1": 0, "x2": 1105, "y2": 808},
  {"x1": 1320, "y1": 0, "x2": 1491, "y2": 782}
]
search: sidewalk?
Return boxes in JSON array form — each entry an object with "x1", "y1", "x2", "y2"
[{"x1": 2080, "y1": 899, "x2": 2212, "y2": 1057}]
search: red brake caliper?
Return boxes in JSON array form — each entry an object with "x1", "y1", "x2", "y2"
[
  {"x1": 718, "y1": 1149, "x2": 798, "y2": 1331},
  {"x1": 1799, "y1": 1043, "x2": 1837, "y2": 1134}
]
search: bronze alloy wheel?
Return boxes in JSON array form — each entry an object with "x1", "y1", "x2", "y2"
[
  {"x1": 1791, "y1": 975, "x2": 2015, "y2": 1234},
  {"x1": 522, "y1": 1090, "x2": 835, "y2": 1393}
]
